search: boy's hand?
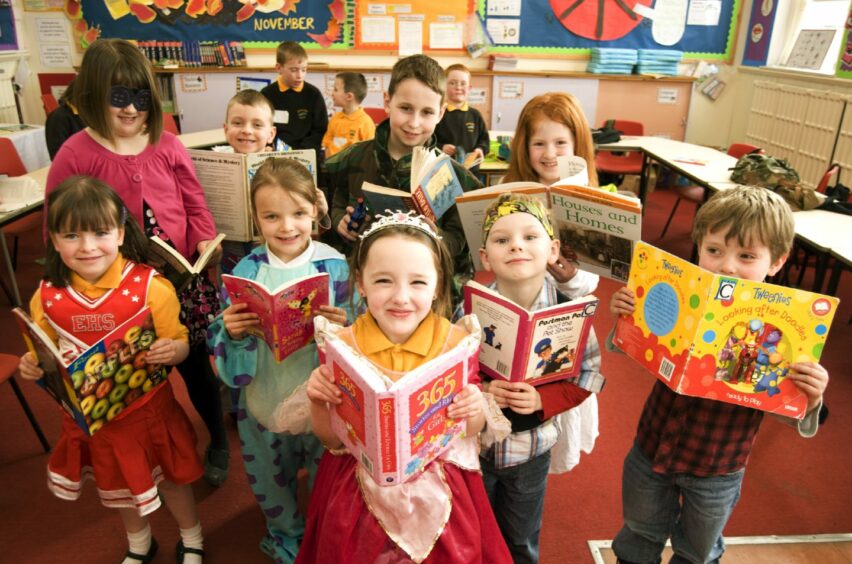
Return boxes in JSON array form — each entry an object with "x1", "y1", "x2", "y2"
[
  {"x1": 197, "y1": 239, "x2": 223, "y2": 269},
  {"x1": 337, "y1": 206, "x2": 369, "y2": 242},
  {"x1": 447, "y1": 383, "x2": 483, "y2": 420},
  {"x1": 488, "y1": 380, "x2": 542, "y2": 414},
  {"x1": 786, "y1": 362, "x2": 828, "y2": 413},
  {"x1": 222, "y1": 302, "x2": 260, "y2": 340},
  {"x1": 317, "y1": 305, "x2": 347, "y2": 326},
  {"x1": 315, "y1": 188, "x2": 329, "y2": 219},
  {"x1": 611, "y1": 287, "x2": 636, "y2": 317},
  {"x1": 473, "y1": 148, "x2": 485, "y2": 161},
  {"x1": 307, "y1": 365, "x2": 341, "y2": 405},
  {"x1": 19, "y1": 352, "x2": 44, "y2": 381},
  {"x1": 548, "y1": 254, "x2": 579, "y2": 283},
  {"x1": 146, "y1": 338, "x2": 184, "y2": 365},
  {"x1": 442, "y1": 144, "x2": 456, "y2": 157}
]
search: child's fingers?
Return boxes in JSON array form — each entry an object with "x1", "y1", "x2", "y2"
[{"x1": 223, "y1": 302, "x2": 250, "y2": 315}]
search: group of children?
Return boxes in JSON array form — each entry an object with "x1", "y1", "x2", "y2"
[{"x1": 20, "y1": 36, "x2": 831, "y2": 564}]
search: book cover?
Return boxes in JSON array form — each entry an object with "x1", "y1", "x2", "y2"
[
  {"x1": 222, "y1": 272, "x2": 329, "y2": 362},
  {"x1": 14, "y1": 307, "x2": 168, "y2": 435},
  {"x1": 463, "y1": 281, "x2": 600, "y2": 389},
  {"x1": 362, "y1": 147, "x2": 463, "y2": 223},
  {"x1": 148, "y1": 233, "x2": 225, "y2": 292},
  {"x1": 613, "y1": 242, "x2": 839, "y2": 419},
  {"x1": 189, "y1": 149, "x2": 317, "y2": 242},
  {"x1": 315, "y1": 315, "x2": 481, "y2": 486},
  {"x1": 455, "y1": 179, "x2": 641, "y2": 281}
]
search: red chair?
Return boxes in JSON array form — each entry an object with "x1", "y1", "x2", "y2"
[
  {"x1": 0, "y1": 353, "x2": 51, "y2": 452},
  {"x1": 659, "y1": 143, "x2": 763, "y2": 239},
  {"x1": 595, "y1": 120, "x2": 645, "y2": 178},
  {"x1": 0, "y1": 138, "x2": 43, "y2": 270},
  {"x1": 363, "y1": 107, "x2": 388, "y2": 126},
  {"x1": 163, "y1": 113, "x2": 180, "y2": 135},
  {"x1": 41, "y1": 94, "x2": 59, "y2": 115},
  {"x1": 816, "y1": 162, "x2": 840, "y2": 194}
]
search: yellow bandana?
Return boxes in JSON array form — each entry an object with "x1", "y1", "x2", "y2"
[{"x1": 481, "y1": 197, "x2": 554, "y2": 242}]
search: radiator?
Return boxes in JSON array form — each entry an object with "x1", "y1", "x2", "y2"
[{"x1": 745, "y1": 81, "x2": 848, "y2": 190}]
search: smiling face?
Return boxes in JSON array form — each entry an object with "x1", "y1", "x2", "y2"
[
  {"x1": 50, "y1": 226, "x2": 125, "y2": 284},
  {"x1": 528, "y1": 118, "x2": 576, "y2": 185},
  {"x1": 277, "y1": 56, "x2": 307, "y2": 90},
  {"x1": 108, "y1": 100, "x2": 148, "y2": 140},
  {"x1": 697, "y1": 229, "x2": 786, "y2": 282},
  {"x1": 480, "y1": 212, "x2": 559, "y2": 286},
  {"x1": 224, "y1": 102, "x2": 276, "y2": 154},
  {"x1": 446, "y1": 69, "x2": 470, "y2": 106},
  {"x1": 384, "y1": 78, "x2": 444, "y2": 159},
  {"x1": 357, "y1": 235, "x2": 439, "y2": 344},
  {"x1": 253, "y1": 184, "x2": 317, "y2": 263}
]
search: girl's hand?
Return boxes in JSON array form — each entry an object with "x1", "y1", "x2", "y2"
[
  {"x1": 317, "y1": 305, "x2": 347, "y2": 326},
  {"x1": 197, "y1": 239, "x2": 223, "y2": 266},
  {"x1": 785, "y1": 362, "x2": 829, "y2": 413},
  {"x1": 19, "y1": 352, "x2": 44, "y2": 381},
  {"x1": 442, "y1": 144, "x2": 456, "y2": 157},
  {"x1": 487, "y1": 380, "x2": 542, "y2": 414},
  {"x1": 307, "y1": 366, "x2": 341, "y2": 405},
  {"x1": 447, "y1": 384, "x2": 483, "y2": 420},
  {"x1": 315, "y1": 188, "x2": 329, "y2": 219},
  {"x1": 610, "y1": 287, "x2": 636, "y2": 317},
  {"x1": 223, "y1": 302, "x2": 260, "y2": 340},
  {"x1": 146, "y1": 338, "x2": 188, "y2": 366}
]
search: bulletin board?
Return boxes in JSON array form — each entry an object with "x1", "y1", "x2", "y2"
[
  {"x1": 837, "y1": 3, "x2": 852, "y2": 78},
  {"x1": 0, "y1": 0, "x2": 18, "y2": 51},
  {"x1": 481, "y1": 0, "x2": 743, "y2": 61},
  {"x1": 354, "y1": 0, "x2": 474, "y2": 51}
]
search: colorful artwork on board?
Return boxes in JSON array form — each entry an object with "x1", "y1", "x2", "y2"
[
  {"x1": 742, "y1": 0, "x2": 778, "y2": 67},
  {"x1": 836, "y1": 4, "x2": 852, "y2": 78}
]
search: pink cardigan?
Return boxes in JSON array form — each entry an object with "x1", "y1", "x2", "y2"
[{"x1": 46, "y1": 130, "x2": 217, "y2": 260}]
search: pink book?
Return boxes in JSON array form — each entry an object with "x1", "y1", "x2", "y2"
[
  {"x1": 222, "y1": 272, "x2": 329, "y2": 362},
  {"x1": 315, "y1": 316, "x2": 481, "y2": 486}
]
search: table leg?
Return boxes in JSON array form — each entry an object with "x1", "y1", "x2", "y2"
[
  {"x1": 638, "y1": 154, "x2": 650, "y2": 206},
  {"x1": 826, "y1": 259, "x2": 844, "y2": 296},
  {"x1": 812, "y1": 252, "x2": 829, "y2": 293},
  {"x1": 0, "y1": 228, "x2": 22, "y2": 307}
]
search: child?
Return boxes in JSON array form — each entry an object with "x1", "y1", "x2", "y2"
[
  {"x1": 207, "y1": 157, "x2": 352, "y2": 563},
  {"x1": 260, "y1": 41, "x2": 328, "y2": 154},
  {"x1": 328, "y1": 54, "x2": 481, "y2": 281},
  {"x1": 609, "y1": 185, "x2": 828, "y2": 564},
  {"x1": 321, "y1": 71, "x2": 376, "y2": 158},
  {"x1": 434, "y1": 64, "x2": 489, "y2": 175},
  {"x1": 222, "y1": 89, "x2": 277, "y2": 154},
  {"x1": 477, "y1": 193, "x2": 603, "y2": 563},
  {"x1": 46, "y1": 38, "x2": 230, "y2": 487},
  {"x1": 298, "y1": 211, "x2": 512, "y2": 563},
  {"x1": 45, "y1": 79, "x2": 85, "y2": 159},
  {"x1": 19, "y1": 177, "x2": 206, "y2": 564}
]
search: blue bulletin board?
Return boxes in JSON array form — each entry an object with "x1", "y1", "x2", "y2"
[
  {"x1": 0, "y1": 0, "x2": 18, "y2": 51},
  {"x1": 482, "y1": 0, "x2": 742, "y2": 61}
]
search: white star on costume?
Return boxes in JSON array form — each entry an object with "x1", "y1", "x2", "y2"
[
  {"x1": 46, "y1": 301, "x2": 53, "y2": 308},
  {"x1": 133, "y1": 276, "x2": 142, "y2": 283},
  {"x1": 54, "y1": 293, "x2": 62, "y2": 301},
  {"x1": 131, "y1": 295, "x2": 140, "y2": 303},
  {"x1": 122, "y1": 289, "x2": 130, "y2": 296}
]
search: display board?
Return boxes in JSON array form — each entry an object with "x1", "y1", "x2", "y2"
[
  {"x1": 353, "y1": 0, "x2": 473, "y2": 51},
  {"x1": 481, "y1": 0, "x2": 743, "y2": 61}
]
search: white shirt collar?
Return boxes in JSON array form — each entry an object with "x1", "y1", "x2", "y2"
[{"x1": 266, "y1": 240, "x2": 314, "y2": 269}]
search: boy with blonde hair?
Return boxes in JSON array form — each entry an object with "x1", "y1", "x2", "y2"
[
  {"x1": 609, "y1": 185, "x2": 829, "y2": 564},
  {"x1": 322, "y1": 72, "x2": 376, "y2": 158},
  {"x1": 435, "y1": 63, "x2": 489, "y2": 173},
  {"x1": 260, "y1": 41, "x2": 327, "y2": 153},
  {"x1": 223, "y1": 89, "x2": 277, "y2": 154}
]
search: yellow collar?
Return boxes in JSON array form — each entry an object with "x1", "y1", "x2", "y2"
[
  {"x1": 70, "y1": 255, "x2": 126, "y2": 292},
  {"x1": 355, "y1": 311, "x2": 439, "y2": 357},
  {"x1": 277, "y1": 76, "x2": 304, "y2": 93},
  {"x1": 446, "y1": 103, "x2": 469, "y2": 112}
]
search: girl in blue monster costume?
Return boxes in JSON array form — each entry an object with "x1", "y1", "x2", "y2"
[{"x1": 207, "y1": 158, "x2": 355, "y2": 563}]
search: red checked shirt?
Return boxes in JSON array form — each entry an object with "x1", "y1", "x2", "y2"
[{"x1": 636, "y1": 381, "x2": 765, "y2": 477}]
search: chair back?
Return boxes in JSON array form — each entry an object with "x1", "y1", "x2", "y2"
[
  {"x1": 727, "y1": 143, "x2": 762, "y2": 159},
  {"x1": 816, "y1": 162, "x2": 840, "y2": 194},
  {"x1": 612, "y1": 120, "x2": 644, "y2": 136},
  {"x1": 163, "y1": 113, "x2": 180, "y2": 136},
  {"x1": 42, "y1": 94, "x2": 59, "y2": 115},
  {"x1": 0, "y1": 138, "x2": 28, "y2": 177},
  {"x1": 363, "y1": 107, "x2": 388, "y2": 125}
]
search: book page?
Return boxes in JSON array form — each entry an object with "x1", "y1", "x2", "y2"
[
  {"x1": 249, "y1": 149, "x2": 318, "y2": 184},
  {"x1": 464, "y1": 283, "x2": 523, "y2": 380},
  {"x1": 189, "y1": 150, "x2": 251, "y2": 241}
]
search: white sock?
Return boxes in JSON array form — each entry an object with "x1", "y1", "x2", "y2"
[
  {"x1": 122, "y1": 524, "x2": 152, "y2": 563},
  {"x1": 179, "y1": 522, "x2": 204, "y2": 564}
]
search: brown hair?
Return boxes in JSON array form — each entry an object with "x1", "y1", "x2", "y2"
[
  {"x1": 250, "y1": 157, "x2": 318, "y2": 215},
  {"x1": 692, "y1": 184, "x2": 794, "y2": 262},
  {"x1": 74, "y1": 39, "x2": 163, "y2": 144},
  {"x1": 349, "y1": 226, "x2": 454, "y2": 318},
  {"x1": 275, "y1": 41, "x2": 308, "y2": 65},
  {"x1": 336, "y1": 72, "x2": 368, "y2": 104},
  {"x1": 503, "y1": 92, "x2": 598, "y2": 186},
  {"x1": 45, "y1": 176, "x2": 149, "y2": 287},
  {"x1": 445, "y1": 63, "x2": 471, "y2": 77},
  {"x1": 226, "y1": 89, "x2": 275, "y2": 123},
  {"x1": 388, "y1": 55, "x2": 445, "y2": 103}
]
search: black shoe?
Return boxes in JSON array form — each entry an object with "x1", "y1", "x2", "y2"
[
  {"x1": 124, "y1": 538, "x2": 158, "y2": 563},
  {"x1": 176, "y1": 540, "x2": 205, "y2": 563}
]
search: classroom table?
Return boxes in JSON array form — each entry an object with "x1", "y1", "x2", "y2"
[
  {"x1": 176, "y1": 128, "x2": 226, "y2": 149},
  {"x1": 479, "y1": 157, "x2": 508, "y2": 186},
  {"x1": 791, "y1": 209, "x2": 852, "y2": 293},
  {"x1": 0, "y1": 124, "x2": 51, "y2": 172},
  {"x1": 826, "y1": 246, "x2": 851, "y2": 297}
]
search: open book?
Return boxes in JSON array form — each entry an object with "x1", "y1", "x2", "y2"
[
  {"x1": 455, "y1": 170, "x2": 641, "y2": 281},
  {"x1": 188, "y1": 148, "x2": 317, "y2": 241},
  {"x1": 14, "y1": 307, "x2": 168, "y2": 436},
  {"x1": 315, "y1": 315, "x2": 481, "y2": 486},
  {"x1": 149, "y1": 233, "x2": 225, "y2": 292},
  {"x1": 222, "y1": 272, "x2": 329, "y2": 362},
  {"x1": 464, "y1": 281, "x2": 602, "y2": 390},
  {"x1": 613, "y1": 242, "x2": 839, "y2": 420},
  {"x1": 361, "y1": 146, "x2": 464, "y2": 223}
]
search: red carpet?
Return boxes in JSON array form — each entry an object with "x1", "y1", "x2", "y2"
[{"x1": 0, "y1": 187, "x2": 850, "y2": 563}]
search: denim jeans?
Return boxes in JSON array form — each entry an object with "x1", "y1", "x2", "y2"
[
  {"x1": 612, "y1": 445, "x2": 745, "y2": 564},
  {"x1": 481, "y1": 449, "x2": 552, "y2": 564}
]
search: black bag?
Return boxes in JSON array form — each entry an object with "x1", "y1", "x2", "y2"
[
  {"x1": 817, "y1": 175, "x2": 851, "y2": 214},
  {"x1": 592, "y1": 119, "x2": 622, "y2": 144}
]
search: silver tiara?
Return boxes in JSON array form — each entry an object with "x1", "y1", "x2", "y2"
[{"x1": 359, "y1": 210, "x2": 442, "y2": 241}]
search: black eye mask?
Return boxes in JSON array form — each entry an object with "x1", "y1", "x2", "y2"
[{"x1": 109, "y1": 86, "x2": 152, "y2": 112}]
